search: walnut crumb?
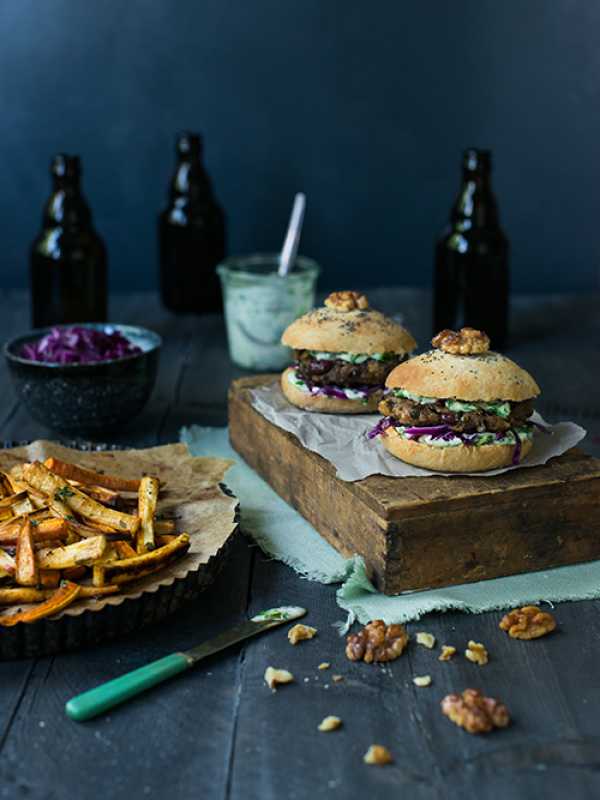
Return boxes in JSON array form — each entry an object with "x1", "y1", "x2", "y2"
[
  {"x1": 346, "y1": 620, "x2": 408, "y2": 663},
  {"x1": 499, "y1": 606, "x2": 557, "y2": 639},
  {"x1": 363, "y1": 745, "x2": 393, "y2": 765},
  {"x1": 264, "y1": 667, "x2": 294, "y2": 690},
  {"x1": 332, "y1": 674, "x2": 344, "y2": 683},
  {"x1": 318, "y1": 662, "x2": 331, "y2": 671},
  {"x1": 288, "y1": 623, "x2": 317, "y2": 645},
  {"x1": 324, "y1": 290, "x2": 369, "y2": 312},
  {"x1": 432, "y1": 327, "x2": 490, "y2": 355},
  {"x1": 318, "y1": 715, "x2": 342, "y2": 732},
  {"x1": 413, "y1": 675, "x2": 432, "y2": 687},
  {"x1": 441, "y1": 689, "x2": 510, "y2": 734},
  {"x1": 439, "y1": 645, "x2": 457, "y2": 662},
  {"x1": 416, "y1": 632, "x2": 436, "y2": 649},
  {"x1": 465, "y1": 641, "x2": 488, "y2": 666}
]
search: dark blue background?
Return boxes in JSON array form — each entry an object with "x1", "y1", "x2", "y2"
[{"x1": 1, "y1": 0, "x2": 598, "y2": 293}]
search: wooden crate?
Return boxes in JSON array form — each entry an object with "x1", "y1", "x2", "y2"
[{"x1": 229, "y1": 375, "x2": 600, "y2": 594}]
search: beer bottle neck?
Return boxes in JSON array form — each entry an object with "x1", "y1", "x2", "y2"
[
  {"x1": 44, "y1": 178, "x2": 92, "y2": 228},
  {"x1": 451, "y1": 171, "x2": 500, "y2": 229},
  {"x1": 170, "y1": 154, "x2": 214, "y2": 203}
]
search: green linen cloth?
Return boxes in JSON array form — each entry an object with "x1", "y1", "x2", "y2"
[{"x1": 181, "y1": 425, "x2": 600, "y2": 626}]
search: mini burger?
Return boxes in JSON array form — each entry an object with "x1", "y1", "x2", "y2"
[
  {"x1": 280, "y1": 291, "x2": 417, "y2": 413},
  {"x1": 370, "y1": 327, "x2": 541, "y2": 472}
]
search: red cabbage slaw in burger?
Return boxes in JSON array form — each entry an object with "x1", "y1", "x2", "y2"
[
  {"x1": 280, "y1": 291, "x2": 417, "y2": 414},
  {"x1": 369, "y1": 327, "x2": 541, "y2": 471}
]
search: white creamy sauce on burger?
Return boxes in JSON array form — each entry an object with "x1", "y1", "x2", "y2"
[{"x1": 309, "y1": 351, "x2": 394, "y2": 364}]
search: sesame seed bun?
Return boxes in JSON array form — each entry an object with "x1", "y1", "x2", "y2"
[
  {"x1": 280, "y1": 367, "x2": 381, "y2": 414},
  {"x1": 379, "y1": 427, "x2": 534, "y2": 472},
  {"x1": 385, "y1": 349, "x2": 540, "y2": 402},
  {"x1": 281, "y1": 307, "x2": 416, "y2": 356}
]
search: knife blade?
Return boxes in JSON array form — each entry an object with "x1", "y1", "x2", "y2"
[{"x1": 65, "y1": 605, "x2": 306, "y2": 722}]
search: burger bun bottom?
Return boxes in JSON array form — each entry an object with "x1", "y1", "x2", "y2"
[
  {"x1": 380, "y1": 428, "x2": 533, "y2": 473},
  {"x1": 281, "y1": 367, "x2": 380, "y2": 414}
]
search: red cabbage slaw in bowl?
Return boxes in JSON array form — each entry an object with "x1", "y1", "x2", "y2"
[
  {"x1": 19, "y1": 326, "x2": 143, "y2": 365},
  {"x1": 287, "y1": 365, "x2": 384, "y2": 402}
]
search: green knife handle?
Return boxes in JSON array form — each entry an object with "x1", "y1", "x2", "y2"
[{"x1": 65, "y1": 652, "x2": 191, "y2": 722}]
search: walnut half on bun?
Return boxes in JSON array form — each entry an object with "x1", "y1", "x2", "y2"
[
  {"x1": 280, "y1": 292, "x2": 417, "y2": 414},
  {"x1": 369, "y1": 327, "x2": 541, "y2": 472}
]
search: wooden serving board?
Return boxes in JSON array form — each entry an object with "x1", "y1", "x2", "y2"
[{"x1": 229, "y1": 375, "x2": 600, "y2": 595}]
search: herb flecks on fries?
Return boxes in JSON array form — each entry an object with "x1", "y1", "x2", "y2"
[
  {"x1": 0, "y1": 457, "x2": 190, "y2": 625},
  {"x1": 23, "y1": 462, "x2": 139, "y2": 534}
]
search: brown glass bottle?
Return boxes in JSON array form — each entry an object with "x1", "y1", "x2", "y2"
[
  {"x1": 433, "y1": 149, "x2": 509, "y2": 349},
  {"x1": 30, "y1": 154, "x2": 107, "y2": 328},
  {"x1": 158, "y1": 132, "x2": 226, "y2": 313}
]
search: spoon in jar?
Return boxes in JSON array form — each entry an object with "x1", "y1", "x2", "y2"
[{"x1": 278, "y1": 192, "x2": 306, "y2": 277}]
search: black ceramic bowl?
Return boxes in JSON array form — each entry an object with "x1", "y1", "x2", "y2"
[{"x1": 4, "y1": 324, "x2": 161, "y2": 436}]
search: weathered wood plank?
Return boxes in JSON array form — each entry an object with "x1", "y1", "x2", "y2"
[
  {"x1": 166, "y1": 313, "x2": 244, "y2": 432},
  {"x1": 229, "y1": 552, "x2": 600, "y2": 799},
  {"x1": 227, "y1": 552, "x2": 444, "y2": 799},
  {"x1": 0, "y1": 289, "x2": 598, "y2": 799}
]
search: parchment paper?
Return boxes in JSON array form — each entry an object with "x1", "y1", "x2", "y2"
[
  {"x1": 0, "y1": 440, "x2": 237, "y2": 618},
  {"x1": 250, "y1": 381, "x2": 587, "y2": 481}
]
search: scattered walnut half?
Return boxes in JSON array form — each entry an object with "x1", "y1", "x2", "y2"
[
  {"x1": 346, "y1": 620, "x2": 408, "y2": 663},
  {"x1": 499, "y1": 606, "x2": 557, "y2": 640},
  {"x1": 432, "y1": 327, "x2": 490, "y2": 355},
  {"x1": 324, "y1": 291, "x2": 369, "y2": 312},
  {"x1": 416, "y1": 632, "x2": 436, "y2": 649},
  {"x1": 441, "y1": 689, "x2": 510, "y2": 734},
  {"x1": 363, "y1": 745, "x2": 393, "y2": 765},
  {"x1": 439, "y1": 645, "x2": 457, "y2": 662},
  {"x1": 318, "y1": 715, "x2": 342, "y2": 732},
  {"x1": 264, "y1": 667, "x2": 294, "y2": 690},
  {"x1": 288, "y1": 623, "x2": 317, "y2": 645},
  {"x1": 465, "y1": 640, "x2": 488, "y2": 666}
]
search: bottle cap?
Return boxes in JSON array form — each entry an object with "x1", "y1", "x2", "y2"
[
  {"x1": 463, "y1": 149, "x2": 491, "y2": 172},
  {"x1": 51, "y1": 154, "x2": 81, "y2": 179},
  {"x1": 176, "y1": 132, "x2": 203, "y2": 158}
]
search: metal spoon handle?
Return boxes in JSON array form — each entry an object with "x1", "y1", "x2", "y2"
[{"x1": 278, "y1": 192, "x2": 306, "y2": 277}]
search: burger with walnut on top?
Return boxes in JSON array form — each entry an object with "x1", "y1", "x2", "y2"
[
  {"x1": 280, "y1": 291, "x2": 417, "y2": 413},
  {"x1": 369, "y1": 327, "x2": 541, "y2": 471}
]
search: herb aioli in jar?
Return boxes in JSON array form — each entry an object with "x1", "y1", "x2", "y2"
[{"x1": 217, "y1": 254, "x2": 320, "y2": 370}]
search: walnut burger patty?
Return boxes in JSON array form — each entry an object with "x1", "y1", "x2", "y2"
[
  {"x1": 295, "y1": 349, "x2": 405, "y2": 387},
  {"x1": 370, "y1": 328, "x2": 541, "y2": 472}
]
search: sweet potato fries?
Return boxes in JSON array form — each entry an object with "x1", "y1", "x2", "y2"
[{"x1": 0, "y1": 457, "x2": 190, "y2": 625}]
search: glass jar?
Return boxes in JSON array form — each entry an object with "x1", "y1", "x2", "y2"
[{"x1": 217, "y1": 254, "x2": 320, "y2": 370}]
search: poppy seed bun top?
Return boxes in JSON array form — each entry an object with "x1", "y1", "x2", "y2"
[
  {"x1": 281, "y1": 292, "x2": 417, "y2": 355},
  {"x1": 385, "y1": 349, "x2": 540, "y2": 402}
]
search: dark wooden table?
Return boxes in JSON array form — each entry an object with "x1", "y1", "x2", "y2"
[{"x1": 0, "y1": 288, "x2": 598, "y2": 800}]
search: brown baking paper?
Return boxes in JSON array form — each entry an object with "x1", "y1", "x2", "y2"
[{"x1": 0, "y1": 440, "x2": 237, "y2": 619}]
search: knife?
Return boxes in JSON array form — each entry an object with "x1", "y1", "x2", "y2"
[{"x1": 65, "y1": 605, "x2": 306, "y2": 722}]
